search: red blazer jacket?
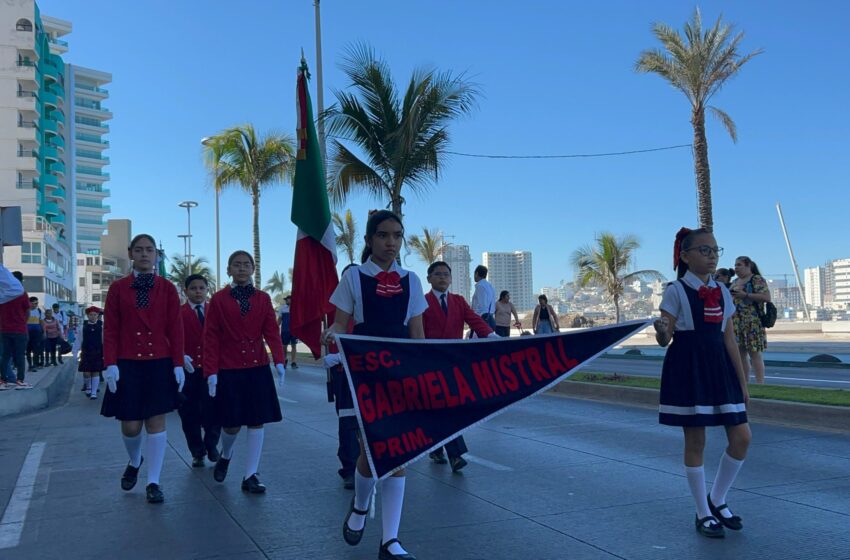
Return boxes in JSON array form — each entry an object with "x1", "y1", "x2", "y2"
[
  {"x1": 203, "y1": 287, "x2": 285, "y2": 377},
  {"x1": 422, "y1": 291, "x2": 493, "y2": 340},
  {"x1": 181, "y1": 302, "x2": 208, "y2": 370},
  {"x1": 103, "y1": 275, "x2": 184, "y2": 367}
]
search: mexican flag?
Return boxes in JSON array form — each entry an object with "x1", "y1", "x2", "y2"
[{"x1": 290, "y1": 58, "x2": 338, "y2": 358}]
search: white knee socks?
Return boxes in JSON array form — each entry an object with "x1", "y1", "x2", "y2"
[
  {"x1": 685, "y1": 465, "x2": 712, "y2": 521},
  {"x1": 381, "y1": 476, "x2": 407, "y2": 555},
  {"x1": 90, "y1": 376, "x2": 100, "y2": 395},
  {"x1": 122, "y1": 433, "x2": 143, "y2": 468},
  {"x1": 710, "y1": 452, "x2": 744, "y2": 517},
  {"x1": 146, "y1": 431, "x2": 167, "y2": 485},
  {"x1": 347, "y1": 470, "x2": 376, "y2": 531},
  {"x1": 220, "y1": 431, "x2": 238, "y2": 460},
  {"x1": 244, "y1": 428, "x2": 264, "y2": 479}
]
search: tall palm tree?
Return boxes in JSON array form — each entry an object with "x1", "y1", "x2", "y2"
[
  {"x1": 636, "y1": 9, "x2": 762, "y2": 230},
  {"x1": 263, "y1": 271, "x2": 287, "y2": 298},
  {"x1": 407, "y1": 227, "x2": 446, "y2": 266},
  {"x1": 332, "y1": 209, "x2": 358, "y2": 264},
  {"x1": 323, "y1": 43, "x2": 479, "y2": 221},
  {"x1": 167, "y1": 254, "x2": 216, "y2": 293},
  {"x1": 203, "y1": 124, "x2": 295, "y2": 285},
  {"x1": 570, "y1": 233, "x2": 664, "y2": 323}
]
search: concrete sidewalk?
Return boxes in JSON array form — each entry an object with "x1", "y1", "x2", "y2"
[
  {"x1": 0, "y1": 365, "x2": 848, "y2": 559},
  {"x1": 0, "y1": 360, "x2": 76, "y2": 419}
]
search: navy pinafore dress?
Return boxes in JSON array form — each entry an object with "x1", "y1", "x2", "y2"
[
  {"x1": 353, "y1": 271, "x2": 411, "y2": 339},
  {"x1": 659, "y1": 281, "x2": 747, "y2": 427}
]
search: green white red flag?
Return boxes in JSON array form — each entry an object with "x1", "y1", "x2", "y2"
[{"x1": 290, "y1": 58, "x2": 338, "y2": 358}]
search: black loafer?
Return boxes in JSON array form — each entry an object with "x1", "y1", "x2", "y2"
[
  {"x1": 342, "y1": 497, "x2": 369, "y2": 546},
  {"x1": 378, "y1": 538, "x2": 417, "y2": 559},
  {"x1": 121, "y1": 457, "x2": 144, "y2": 491},
  {"x1": 213, "y1": 457, "x2": 230, "y2": 482},
  {"x1": 145, "y1": 483, "x2": 164, "y2": 503},
  {"x1": 241, "y1": 474, "x2": 266, "y2": 494},
  {"x1": 192, "y1": 456, "x2": 205, "y2": 468},
  {"x1": 450, "y1": 456, "x2": 468, "y2": 473},
  {"x1": 207, "y1": 447, "x2": 221, "y2": 463},
  {"x1": 695, "y1": 515, "x2": 725, "y2": 538},
  {"x1": 428, "y1": 451, "x2": 447, "y2": 465},
  {"x1": 708, "y1": 495, "x2": 743, "y2": 531}
]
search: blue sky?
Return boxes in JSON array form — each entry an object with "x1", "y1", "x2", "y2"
[{"x1": 40, "y1": 0, "x2": 850, "y2": 291}]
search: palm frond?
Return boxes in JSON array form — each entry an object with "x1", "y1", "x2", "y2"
[{"x1": 708, "y1": 106, "x2": 737, "y2": 142}]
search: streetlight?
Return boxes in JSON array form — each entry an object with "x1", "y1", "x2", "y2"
[
  {"x1": 201, "y1": 137, "x2": 220, "y2": 285},
  {"x1": 178, "y1": 201, "x2": 198, "y2": 267},
  {"x1": 177, "y1": 234, "x2": 190, "y2": 265}
]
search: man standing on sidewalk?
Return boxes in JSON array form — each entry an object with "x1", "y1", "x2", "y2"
[
  {"x1": 471, "y1": 265, "x2": 497, "y2": 330},
  {"x1": 0, "y1": 268, "x2": 30, "y2": 390},
  {"x1": 26, "y1": 297, "x2": 44, "y2": 372}
]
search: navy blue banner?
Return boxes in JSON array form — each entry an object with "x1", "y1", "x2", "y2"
[{"x1": 336, "y1": 320, "x2": 650, "y2": 479}]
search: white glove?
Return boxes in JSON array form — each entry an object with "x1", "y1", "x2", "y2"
[
  {"x1": 323, "y1": 353, "x2": 342, "y2": 368},
  {"x1": 275, "y1": 363, "x2": 286, "y2": 388},
  {"x1": 208, "y1": 374, "x2": 217, "y2": 397},
  {"x1": 104, "y1": 365, "x2": 120, "y2": 393},
  {"x1": 183, "y1": 355, "x2": 195, "y2": 373},
  {"x1": 487, "y1": 332, "x2": 501, "y2": 339},
  {"x1": 174, "y1": 366, "x2": 185, "y2": 392}
]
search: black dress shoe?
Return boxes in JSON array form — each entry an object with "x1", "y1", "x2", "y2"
[
  {"x1": 343, "y1": 474, "x2": 355, "y2": 490},
  {"x1": 428, "y1": 451, "x2": 447, "y2": 465},
  {"x1": 378, "y1": 538, "x2": 417, "y2": 559},
  {"x1": 207, "y1": 447, "x2": 221, "y2": 463},
  {"x1": 342, "y1": 496, "x2": 369, "y2": 546},
  {"x1": 145, "y1": 483, "x2": 164, "y2": 503},
  {"x1": 450, "y1": 456, "x2": 468, "y2": 473},
  {"x1": 708, "y1": 495, "x2": 743, "y2": 531},
  {"x1": 241, "y1": 474, "x2": 267, "y2": 494},
  {"x1": 213, "y1": 457, "x2": 230, "y2": 482},
  {"x1": 695, "y1": 514, "x2": 725, "y2": 538},
  {"x1": 121, "y1": 457, "x2": 144, "y2": 491},
  {"x1": 192, "y1": 456, "x2": 205, "y2": 468}
]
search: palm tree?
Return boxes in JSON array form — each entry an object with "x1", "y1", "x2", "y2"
[
  {"x1": 407, "y1": 227, "x2": 446, "y2": 266},
  {"x1": 203, "y1": 124, "x2": 295, "y2": 285},
  {"x1": 332, "y1": 209, "x2": 358, "y2": 264},
  {"x1": 263, "y1": 270, "x2": 287, "y2": 298},
  {"x1": 636, "y1": 9, "x2": 762, "y2": 230},
  {"x1": 167, "y1": 254, "x2": 216, "y2": 293},
  {"x1": 323, "y1": 43, "x2": 479, "y2": 221},
  {"x1": 570, "y1": 233, "x2": 664, "y2": 323}
]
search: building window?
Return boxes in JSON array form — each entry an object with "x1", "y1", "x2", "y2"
[
  {"x1": 86, "y1": 257, "x2": 93, "y2": 266},
  {"x1": 92, "y1": 294, "x2": 101, "y2": 302},
  {"x1": 22, "y1": 276, "x2": 43, "y2": 293},
  {"x1": 16, "y1": 19, "x2": 33, "y2": 32},
  {"x1": 79, "y1": 277, "x2": 86, "y2": 287},
  {"x1": 21, "y1": 242, "x2": 42, "y2": 264}
]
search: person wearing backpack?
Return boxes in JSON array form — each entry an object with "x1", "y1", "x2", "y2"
[{"x1": 731, "y1": 256, "x2": 771, "y2": 384}]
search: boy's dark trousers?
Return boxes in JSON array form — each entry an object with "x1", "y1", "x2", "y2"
[
  {"x1": 331, "y1": 366, "x2": 359, "y2": 479},
  {"x1": 177, "y1": 368, "x2": 221, "y2": 459},
  {"x1": 44, "y1": 338, "x2": 58, "y2": 365},
  {"x1": 26, "y1": 327, "x2": 43, "y2": 368}
]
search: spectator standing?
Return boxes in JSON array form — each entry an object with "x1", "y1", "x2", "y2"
[
  {"x1": 494, "y1": 290, "x2": 521, "y2": 337},
  {"x1": 26, "y1": 296, "x2": 44, "y2": 371},
  {"x1": 731, "y1": 256, "x2": 771, "y2": 384},
  {"x1": 471, "y1": 265, "x2": 496, "y2": 329},
  {"x1": 532, "y1": 294, "x2": 560, "y2": 334},
  {"x1": 0, "y1": 267, "x2": 27, "y2": 390},
  {"x1": 43, "y1": 309, "x2": 61, "y2": 366},
  {"x1": 278, "y1": 294, "x2": 298, "y2": 369}
]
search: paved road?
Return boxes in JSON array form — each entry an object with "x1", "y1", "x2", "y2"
[
  {"x1": 1, "y1": 366, "x2": 848, "y2": 559},
  {"x1": 591, "y1": 357, "x2": 850, "y2": 389}
]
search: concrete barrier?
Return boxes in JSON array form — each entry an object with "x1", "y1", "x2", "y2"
[
  {"x1": 0, "y1": 361, "x2": 75, "y2": 419},
  {"x1": 550, "y1": 380, "x2": 850, "y2": 433}
]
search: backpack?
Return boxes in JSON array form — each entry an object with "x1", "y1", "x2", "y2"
[{"x1": 746, "y1": 278, "x2": 777, "y2": 328}]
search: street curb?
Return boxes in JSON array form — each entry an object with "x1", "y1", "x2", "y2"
[
  {"x1": 0, "y1": 361, "x2": 75, "y2": 419},
  {"x1": 550, "y1": 381, "x2": 850, "y2": 433}
]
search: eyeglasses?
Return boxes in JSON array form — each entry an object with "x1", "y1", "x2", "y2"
[{"x1": 685, "y1": 245, "x2": 724, "y2": 257}]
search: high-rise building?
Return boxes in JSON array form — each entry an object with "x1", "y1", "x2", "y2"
[
  {"x1": 76, "y1": 219, "x2": 130, "y2": 307},
  {"x1": 832, "y1": 258, "x2": 850, "y2": 308},
  {"x1": 482, "y1": 251, "x2": 533, "y2": 311},
  {"x1": 804, "y1": 266, "x2": 825, "y2": 308},
  {"x1": 1, "y1": 2, "x2": 111, "y2": 306},
  {"x1": 438, "y1": 243, "x2": 472, "y2": 301}
]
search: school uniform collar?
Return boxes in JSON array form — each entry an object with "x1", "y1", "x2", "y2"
[
  {"x1": 360, "y1": 257, "x2": 406, "y2": 278},
  {"x1": 681, "y1": 271, "x2": 717, "y2": 291},
  {"x1": 431, "y1": 288, "x2": 449, "y2": 298},
  {"x1": 132, "y1": 269, "x2": 156, "y2": 277},
  {"x1": 229, "y1": 282, "x2": 254, "y2": 289}
]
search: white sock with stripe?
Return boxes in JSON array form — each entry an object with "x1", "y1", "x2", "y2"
[{"x1": 346, "y1": 470, "x2": 376, "y2": 532}]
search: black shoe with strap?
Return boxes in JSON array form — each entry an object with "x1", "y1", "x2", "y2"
[
  {"x1": 121, "y1": 457, "x2": 144, "y2": 491},
  {"x1": 213, "y1": 457, "x2": 230, "y2": 482},
  {"x1": 378, "y1": 539, "x2": 417, "y2": 560},
  {"x1": 146, "y1": 483, "x2": 164, "y2": 504},
  {"x1": 694, "y1": 514, "x2": 725, "y2": 538},
  {"x1": 708, "y1": 495, "x2": 743, "y2": 531},
  {"x1": 342, "y1": 497, "x2": 368, "y2": 546},
  {"x1": 241, "y1": 474, "x2": 267, "y2": 494},
  {"x1": 450, "y1": 456, "x2": 468, "y2": 473}
]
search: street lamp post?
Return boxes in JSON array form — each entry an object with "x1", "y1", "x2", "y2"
[
  {"x1": 177, "y1": 234, "x2": 190, "y2": 265},
  {"x1": 200, "y1": 137, "x2": 220, "y2": 285},
  {"x1": 178, "y1": 200, "x2": 198, "y2": 268}
]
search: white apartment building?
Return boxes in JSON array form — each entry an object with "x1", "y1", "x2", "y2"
[
  {"x1": 76, "y1": 219, "x2": 130, "y2": 307},
  {"x1": 833, "y1": 258, "x2": 850, "y2": 309},
  {"x1": 482, "y1": 251, "x2": 534, "y2": 311},
  {"x1": 438, "y1": 243, "x2": 472, "y2": 301},
  {"x1": 804, "y1": 266, "x2": 825, "y2": 309}
]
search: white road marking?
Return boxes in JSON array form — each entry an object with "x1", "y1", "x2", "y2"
[
  {"x1": 0, "y1": 442, "x2": 46, "y2": 549},
  {"x1": 464, "y1": 454, "x2": 513, "y2": 471},
  {"x1": 765, "y1": 375, "x2": 850, "y2": 385}
]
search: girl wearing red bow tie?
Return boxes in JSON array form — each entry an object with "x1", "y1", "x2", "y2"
[
  {"x1": 323, "y1": 210, "x2": 427, "y2": 560},
  {"x1": 654, "y1": 228, "x2": 751, "y2": 539}
]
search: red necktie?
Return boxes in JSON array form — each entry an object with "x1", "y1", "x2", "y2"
[
  {"x1": 698, "y1": 285, "x2": 723, "y2": 323},
  {"x1": 375, "y1": 271, "x2": 402, "y2": 298}
]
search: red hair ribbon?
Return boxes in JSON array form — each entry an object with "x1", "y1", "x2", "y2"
[
  {"x1": 375, "y1": 271, "x2": 402, "y2": 298},
  {"x1": 673, "y1": 227, "x2": 693, "y2": 270},
  {"x1": 698, "y1": 285, "x2": 723, "y2": 323}
]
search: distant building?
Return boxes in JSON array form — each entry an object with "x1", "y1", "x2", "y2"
[
  {"x1": 438, "y1": 243, "x2": 472, "y2": 301},
  {"x1": 833, "y1": 258, "x2": 850, "y2": 308},
  {"x1": 76, "y1": 218, "x2": 129, "y2": 307},
  {"x1": 482, "y1": 251, "x2": 534, "y2": 311},
  {"x1": 804, "y1": 266, "x2": 825, "y2": 308},
  {"x1": 774, "y1": 287, "x2": 803, "y2": 310}
]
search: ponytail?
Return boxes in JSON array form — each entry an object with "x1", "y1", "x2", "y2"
[{"x1": 673, "y1": 227, "x2": 710, "y2": 279}]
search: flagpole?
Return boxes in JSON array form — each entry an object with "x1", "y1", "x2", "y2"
[{"x1": 313, "y1": 0, "x2": 327, "y2": 165}]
